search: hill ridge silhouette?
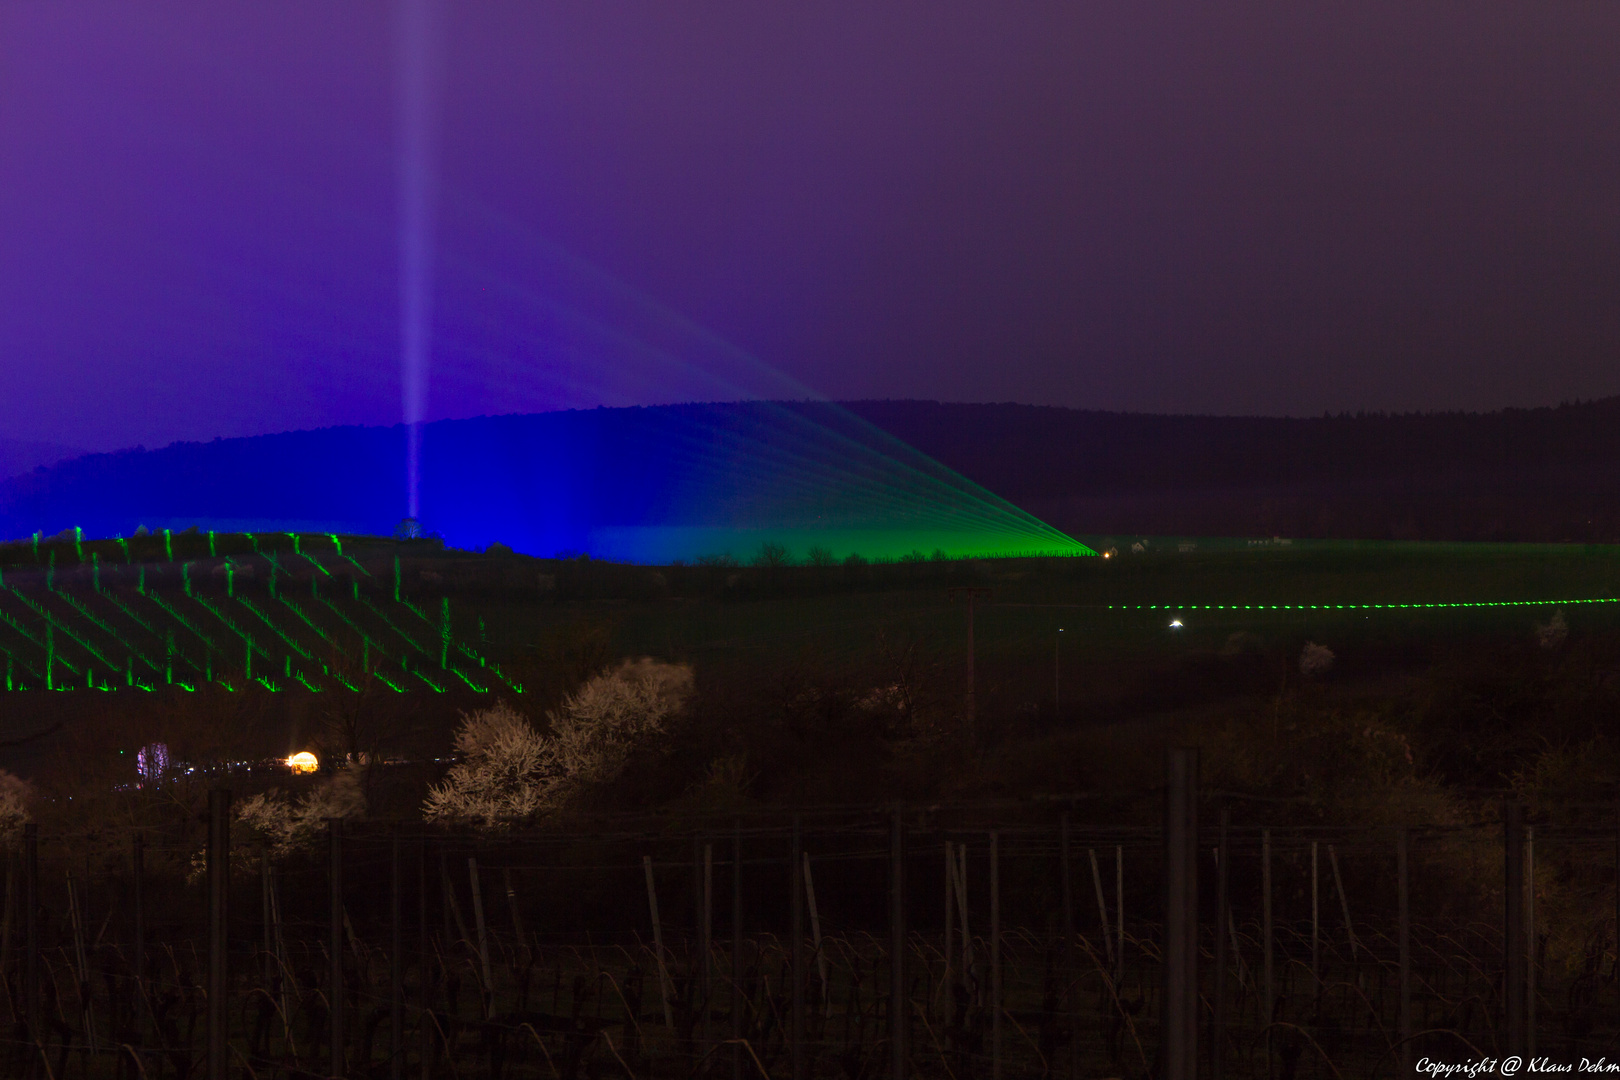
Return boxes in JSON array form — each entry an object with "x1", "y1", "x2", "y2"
[{"x1": 6, "y1": 398, "x2": 1620, "y2": 546}]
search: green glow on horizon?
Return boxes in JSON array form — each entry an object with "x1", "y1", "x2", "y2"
[{"x1": 590, "y1": 525, "x2": 1092, "y2": 564}]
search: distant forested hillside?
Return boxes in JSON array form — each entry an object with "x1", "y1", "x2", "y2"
[
  {"x1": 843, "y1": 398, "x2": 1620, "y2": 542},
  {"x1": 0, "y1": 437, "x2": 84, "y2": 483},
  {"x1": 5, "y1": 398, "x2": 1619, "y2": 547}
]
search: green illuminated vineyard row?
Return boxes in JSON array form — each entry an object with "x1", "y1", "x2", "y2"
[{"x1": 0, "y1": 548, "x2": 517, "y2": 694}]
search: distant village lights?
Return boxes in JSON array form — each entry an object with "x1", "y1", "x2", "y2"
[{"x1": 136, "y1": 741, "x2": 170, "y2": 786}]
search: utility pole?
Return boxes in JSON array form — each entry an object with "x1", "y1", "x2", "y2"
[
  {"x1": 1055, "y1": 627, "x2": 1064, "y2": 712},
  {"x1": 948, "y1": 587, "x2": 992, "y2": 725}
]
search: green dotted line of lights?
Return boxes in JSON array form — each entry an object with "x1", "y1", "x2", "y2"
[{"x1": 1111, "y1": 598, "x2": 1620, "y2": 612}]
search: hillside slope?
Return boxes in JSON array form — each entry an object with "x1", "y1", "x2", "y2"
[{"x1": 6, "y1": 398, "x2": 1620, "y2": 547}]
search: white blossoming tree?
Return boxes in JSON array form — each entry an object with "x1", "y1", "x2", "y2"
[
  {"x1": 1536, "y1": 612, "x2": 1569, "y2": 650},
  {"x1": 1299, "y1": 641, "x2": 1336, "y2": 677},
  {"x1": 236, "y1": 772, "x2": 367, "y2": 858},
  {"x1": 421, "y1": 702, "x2": 551, "y2": 829},
  {"x1": 0, "y1": 771, "x2": 31, "y2": 846},
  {"x1": 424, "y1": 658, "x2": 694, "y2": 829}
]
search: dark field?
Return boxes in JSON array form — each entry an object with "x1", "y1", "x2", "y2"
[{"x1": 0, "y1": 534, "x2": 1617, "y2": 1077}]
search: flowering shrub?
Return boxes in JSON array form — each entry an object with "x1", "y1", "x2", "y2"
[
  {"x1": 424, "y1": 658, "x2": 694, "y2": 828},
  {"x1": 235, "y1": 772, "x2": 366, "y2": 858},
  {"x1": 1535, "y1": 611, "x2": 1568, "y2": 650},
  {"x1": 1300, "y1": 641, "x2": 1336, "y2": 677},
  {"x1": 0, "y1": 771, "x2": 31, "y2": 846}
]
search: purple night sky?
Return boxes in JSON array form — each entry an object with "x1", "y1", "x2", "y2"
[{"x1": 3, "y1": 2, "x2": 1619, "y2": 454}]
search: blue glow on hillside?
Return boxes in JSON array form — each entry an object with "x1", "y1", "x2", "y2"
[{"x1": 0, "y1": 404, "x2": 1089, "y2": 563}]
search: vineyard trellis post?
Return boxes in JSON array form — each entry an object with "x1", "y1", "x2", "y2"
[
  {"x1": 1213, "y1": 806, "x2": 1230, "y2": 1080},
  {"x1": 945, "y1": 838, "x2": 955, "y2": 1010},
  {"x1": 1115, "y1": 845, "x2": 1124, "y2": 984},
  {"x1": 67, "y1": 870, "x2": 96, "y2": 1055},
  {"x1": 792, "y1": 815, "x2": 805, "y2": 1080},
  {"x1": 732, "y1": 823, "x2": 743, "y2": 1080},
  {"x1": 990, "y1": 829, "x2": 1002, "y2": 1080},
  {"x1": 330, "y1": 816, "x2": 346, "y2": 1078},
  {"x1": 643, "y1": 854, "x2": 674, "y2": 1029},
  {"x1": 1327, "y1": 845, "x2": 1356, "y2": 958},
  {"x1": 207, "y1": 787, "x2": 230, "y2": 1080},
  {"x1": 1162, "y1": 747, "x2": 1198, "y2": 1080},
  {"x1": 693, "y1": 833, "x2": 706, "y2": 1067},
  {"x1": 805, "y1": 852, "x2": 829, "y2": 1018},
  {"x1": 132, "y1": 828, "x2": 146, "y2": 1052},
  {"x1": 1526, "y1": 824, "x2": 1537, "y2": 1057},
  {"x1": 1310, "y1": 841, "x2": 1320, "y2": 986},
  {"x1": 1060, "y1": 817, "x2": 1077, "y2": 1080},
  {"x1": 24, "y1": 821, "x2": 37, "y2": 1074},
  {"x1": 703, "y1": 838, "x2": 714, "y2": 1064},
  {"x1": 1262, "y1": 827, "x2": 1273, "y2": 1080},
  {"x1": 391, "y1": 830, "x2": 404, "y2": 1080},
  {"x1": 0, "y1": 852, "x2": 12, "y2": 1026},
  {"x1": 419, "y1": 840, "x2": 431, "y2": 1080},
  {"x1": 468, "y1": 856, "x2": 493, "y2": 1015},
  {"x1": 955, "y1": 841, "x2": 973, "y2": 1003},
  {"x1": 1398, "y1": 826, "x2": 1411, "y2": 1074},
  {"x1": 504, "y1": 868, "x2": 524, "y2": 952},
  {"x1": 1505, "y1": 800, "x2": 1527, "y2": 1057},
  {"x1": 259, "y1": 845, "x2": 273, "y2": 989},
  {"x1": 1090, "y1": 848, "x2": 1113, "y2": 973},
  {"x1": 889, "y1": 808, "x2": 906, "y2": 1080}
]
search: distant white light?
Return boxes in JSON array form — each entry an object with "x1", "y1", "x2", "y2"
[{"x1": 1169, "y1": 619, "x2": 1184, "y2": 629}]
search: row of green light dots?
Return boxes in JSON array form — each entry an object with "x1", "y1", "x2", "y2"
[{"x1": 1109, "y1": 598, "x2": 1620, "y2": 611}]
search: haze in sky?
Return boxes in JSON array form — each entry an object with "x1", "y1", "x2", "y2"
[{"x1": 3, "y1": 2, "x2": 1619, "y2": 453}]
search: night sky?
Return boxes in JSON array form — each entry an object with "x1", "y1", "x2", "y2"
[{"x1": 3, "y1": 2, "x2": 1619, "y2": 454}]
